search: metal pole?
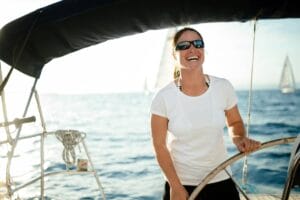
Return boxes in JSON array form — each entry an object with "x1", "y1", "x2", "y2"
[
  {"x1": 6, "y1": 78, "x2": 38, "y2": 197},
  {"x1": 0, "y1": 63, "x2": 13, "y2": 144},
  {"x1": 34, "y1": 90, "x2": 47, "y2": 200},
  {"x1": 81, "y1": 140, "x2": 106, "y2": 200}
]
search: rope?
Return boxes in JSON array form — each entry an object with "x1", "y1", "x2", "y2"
[
  {"x1": 242, "y1": 18, "x2": 258, "y2": 188},
  {"x1": 55, "y1": 130, "x2": 86, "y2": 168}
]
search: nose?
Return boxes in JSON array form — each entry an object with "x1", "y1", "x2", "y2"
[{"x1": 187, "y1": 44, "x2": 197, "y2": 52}]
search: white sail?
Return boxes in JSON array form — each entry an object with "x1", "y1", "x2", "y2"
[
  {"x1": 154, "y1": 27, "x2": 178, "y2": 89},
  {"x1": 279, "y1": 55, "x2": 296, "y2": 93},
  {"x1": 143, "y1": 77, "x2": 150, "y2": 95}
]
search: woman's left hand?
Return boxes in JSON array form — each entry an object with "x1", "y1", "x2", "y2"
[{"x1": 232, "y1": 136, "x2": 261, "y2": 153}]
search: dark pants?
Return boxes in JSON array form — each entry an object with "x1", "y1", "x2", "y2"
[{"x1": 163, "y1": 178, "x2": 240, "y2": 200}]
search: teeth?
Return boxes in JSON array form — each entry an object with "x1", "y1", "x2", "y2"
[{"x1": 187, "y1": 56, "x2": 198, "y2": 61}]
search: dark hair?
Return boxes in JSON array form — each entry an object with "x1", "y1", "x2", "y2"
[
  {"x1": 172, "y1": 27, "x2": 204, "y2": 79},
  {"x1": 172, "y1": 27, "x2": 204, "y2": 48}
]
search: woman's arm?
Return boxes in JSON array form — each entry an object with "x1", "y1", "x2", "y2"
[
  {"x1": 225, "y1": 105, "x2": 261, "y2": 152},
  {"x1": 151, "y1": 114, "x2": 188, "y2": 200}
]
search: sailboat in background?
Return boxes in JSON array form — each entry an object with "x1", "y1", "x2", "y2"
[
  {"x1": 279, "y1": 55, "x2": 296, "y2": 94},
  {"x1": 143, "y1": 77, "x2": 150, "y2": 95},
  {"x1": 154, "y1": 28, "x2": 178, "y2": 89}
]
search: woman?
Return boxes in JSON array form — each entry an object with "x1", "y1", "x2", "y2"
[{"x1": 150, "y1": 27, "x2": 261, "y2": 200}]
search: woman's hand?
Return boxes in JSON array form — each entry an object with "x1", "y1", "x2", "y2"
[
  {"x1": 225, "y1": 105, "x2": 261, "y2": 153},
  {"x1": 170, "y1": 184, "x2": 189, "y2": 200},
  {"x1": 233, "y1": 136, "x2": 261, "y2": 153}
]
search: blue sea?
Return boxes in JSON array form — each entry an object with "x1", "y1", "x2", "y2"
[{"x1": 1, "y1": 89, "x2": 300, "y2": 199}]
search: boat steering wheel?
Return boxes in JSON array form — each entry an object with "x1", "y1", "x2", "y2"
[{"x1": 188, "y1": 136, "x2": 297, "y2": 200}]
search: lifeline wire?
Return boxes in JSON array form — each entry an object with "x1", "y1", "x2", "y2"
[{"x1": 242, "y1": 18, "x2": 258, "y2": 187}]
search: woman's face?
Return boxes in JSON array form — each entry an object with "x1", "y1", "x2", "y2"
[{"x1": 174, "y1": 30, "x2": 205, "y2": 71}]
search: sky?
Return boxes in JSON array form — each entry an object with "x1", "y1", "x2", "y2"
[{"x1": 0, "y1": 0, "x2": 299, "y2": 94}]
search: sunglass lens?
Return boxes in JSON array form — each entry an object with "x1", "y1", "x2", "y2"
[
  {"x1": 193, "y1": 40, "x2": 204, "y2": 48},
  {"x1": 176, "y1": 40, "x2": 204, "y2": 51},
  {"x1": 175, "y1": 41, "x2": 191, "y2": 50}
]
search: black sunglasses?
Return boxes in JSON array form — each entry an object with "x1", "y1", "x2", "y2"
[{"x1": 175, "y1": 39, "x2": 205, "y2": 51}]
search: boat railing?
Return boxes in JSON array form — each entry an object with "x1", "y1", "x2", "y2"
[
  {"x1": 1, "y1": 128, "x2": 106, "y2": 199},
  {"x1": 0, "y1": 65, "x2": 106, "y2": 199}
]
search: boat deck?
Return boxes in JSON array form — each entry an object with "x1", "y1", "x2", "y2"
[{"x1": 241, "y1": 194, "x2": 300, "y2": 200}]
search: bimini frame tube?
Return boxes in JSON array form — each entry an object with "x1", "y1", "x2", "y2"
[
  {"x1": 6, "y1": 78, "x2": 38, "y2": 197},
  {"x1": 34, "y1": 90, "x2": 47, "y2": 200},
  {"x1": 4, "y1": 9, "x2": 42, "y2": 198},
  {"x1": 81, "y1": 139, "x2": 106, "y2": 199},
  {"x1": 0, "y1": 62, "x2": 13, "y2": 144}
]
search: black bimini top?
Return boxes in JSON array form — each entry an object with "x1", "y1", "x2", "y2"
[{"x1": 0, "y1": 0, "x2": 299, "y2": 78}]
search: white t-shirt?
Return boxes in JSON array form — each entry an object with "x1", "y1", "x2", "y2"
[{"x1": 150, "y1": 75, "x2": 238, "y2": 185}]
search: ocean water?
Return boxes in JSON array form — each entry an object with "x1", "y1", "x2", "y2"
[{"x1": 1, "y1": 89, "x2": 300, "y2": 199}]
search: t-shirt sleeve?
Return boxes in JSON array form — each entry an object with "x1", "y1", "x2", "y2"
[
  {"x1": 150, "y1": 91, "x2": 167, "y2": 118},
  {"x1": 224, "y1": 80, "x2": 238, "y2": 110}
]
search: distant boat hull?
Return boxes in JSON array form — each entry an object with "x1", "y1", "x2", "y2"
[{"x1": 281, "y1": 87, "x2": 295, "y2": 94}]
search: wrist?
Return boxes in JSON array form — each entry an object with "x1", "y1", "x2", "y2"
[
  {"x1": 232, "y1": 135, "x2": 246, "y2": 145},
  {"x1": 231, "y1": 134, "x2": 246, "y2": 139},
  {"x1": 168, "y1": 181, "x2": 183, "y2": 189}
]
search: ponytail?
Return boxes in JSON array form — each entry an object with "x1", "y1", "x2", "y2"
[{"x1": 173, "y1": 66, "x2": 180, "y2": 79}]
